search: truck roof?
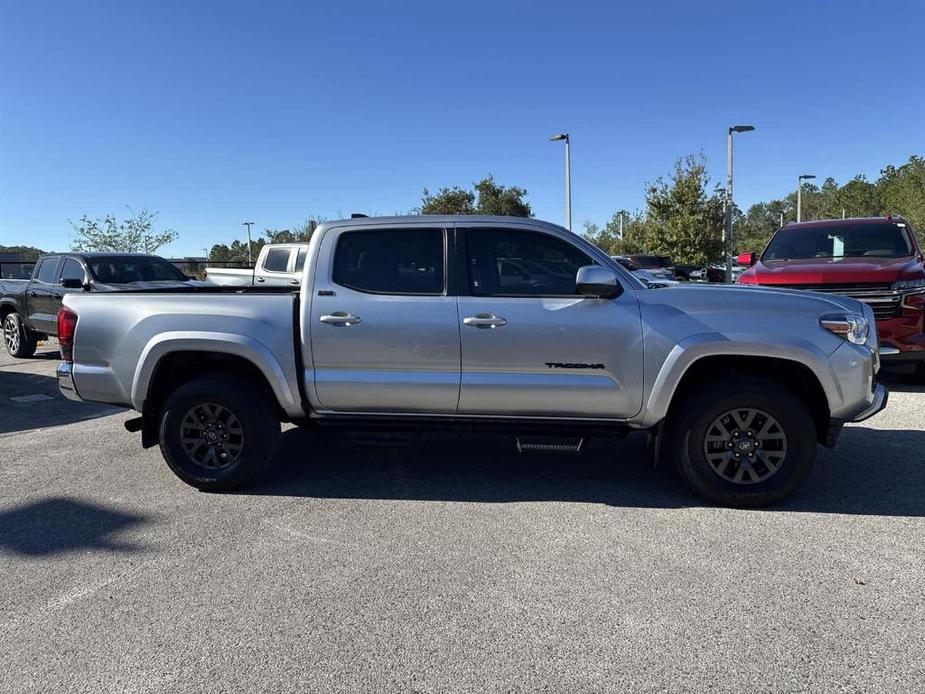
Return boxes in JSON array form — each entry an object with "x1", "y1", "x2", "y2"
[
  {"x1": 784, "y1": 216, "x2": 910, "y2": 230},
  {"x1": 321, "y1": 215, "x2": 568, "y2": 233}
]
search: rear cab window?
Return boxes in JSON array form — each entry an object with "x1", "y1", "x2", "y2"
[{"x1": 333, "y1": 229, "x2": 445, "y2": 295}]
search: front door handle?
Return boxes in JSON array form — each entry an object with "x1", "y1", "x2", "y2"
[
  {"x1": 320, "y1": 312, "x2": 362, "y2": 326},
  {"x1": 255, "y1": 277, "x2": 266, "y2": 283},
  {"x1": 288, "y1": 279, "x2": 300, "y2": 285},
  {"x1": 463, "y1": 314, "x2": 507, "y2": 329}
]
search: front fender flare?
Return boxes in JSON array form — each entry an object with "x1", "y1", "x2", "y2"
[{"x1": 635, "y1": 334, "x2": 840, "y2": 427}]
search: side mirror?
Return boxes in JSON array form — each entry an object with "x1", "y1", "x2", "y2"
[
  {"x1": 737, "y1": 252, "x2": 757, "y2": 267},
  {"x1": 576, "y1": 265, "x2": 622, "y2": 299},
  {"x1": 60, "y1": 278, "x2": 87, "y2": 290}
]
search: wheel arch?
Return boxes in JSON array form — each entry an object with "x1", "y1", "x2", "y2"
[{"x1": 133, "y1": 334, "x2": 301, "y2": 420}]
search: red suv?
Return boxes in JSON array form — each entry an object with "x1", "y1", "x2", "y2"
[{"x1": 737, "y1": 216, "x2": 925, "y2": 381}]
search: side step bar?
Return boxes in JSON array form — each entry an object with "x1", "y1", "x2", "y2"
[{"x1": 516, "y1": 436, "x2": 584, "y2": 453}]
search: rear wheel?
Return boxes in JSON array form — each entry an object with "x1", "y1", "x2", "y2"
[
  {"x1": 3, "y1": 312, "x2": 37, "y2": 358},
  {"x1": 669, "y1": 376, "x2": 817, "y2": 507},
  {"x1": 158, "y1": 376, "x2": 281, "y2": 491}
]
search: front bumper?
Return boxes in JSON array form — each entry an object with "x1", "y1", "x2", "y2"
[
  {"x1": 57, "y1": 362, "x2": 82, "y2": 402},
  {"x1": 851, "y1": 383, "x2": 888, "y2": 422}
]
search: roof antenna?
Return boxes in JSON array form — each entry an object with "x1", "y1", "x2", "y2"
[{"x1": 351, "y1": 213, "x2": 368, "y2": 219}]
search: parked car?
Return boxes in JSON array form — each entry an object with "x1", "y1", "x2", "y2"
[
  {"x1": 673, "y1": 264, "x2": 700, "y2": 281},
  {"x1": 1, "y1": 252, "x2": 198, "y2": 358},
  {"x1": 737, "y1": 216, "x2": 925, "y2": 382},
  {"x1": 627, "y1": 254, "x2": 676, "y2": 280},
  {"x1": 206, "y1": 243, "x2": 309, "y2": 286},
  {"x1": 705, "y1": 263, "x2": 747, "y2": 283},
  {"x1": 611, "y1": 256, "x2": 678, "y2": 288},
  {"x1": 58, "y1": 215, "x2": 886, "y2": 507}
]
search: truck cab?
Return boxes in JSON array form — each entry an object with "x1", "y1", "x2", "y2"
[{"x1": 205, "y1": 244, "x2": 310, "y2": 287}]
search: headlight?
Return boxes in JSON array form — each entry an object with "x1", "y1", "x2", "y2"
[
  {"x1": 892, "y1": 278, "x2": 925, "y2": 290},
  {"x1": 820, "y1": 313, "x2": 869, "y2": 345}
]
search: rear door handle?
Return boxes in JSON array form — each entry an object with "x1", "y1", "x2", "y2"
[
  {"x1": 463, "y1": 314, "x2": 507, "y2": 329},
  {"x1": 319, "y1": 312, "x2": 362, "y2": 326},
  {"x1": 255, "y1": 277, "x2": 266, "y2": 283},
  {"x1": 288, "y1": 279, "x2": 300, "y2": 285}
]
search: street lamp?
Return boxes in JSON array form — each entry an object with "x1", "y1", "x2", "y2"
[
  {"x1": 725, "y1": 125, "x2": 755, "y2": 283},
  {"x1": 549, "y1": 133, "x2": 571, "y2": 231},
  {"x1": 796, "y1": 174, "x2": 816, "y2": 223},
  {"x1": 242, "y1": 222, "x2": 255, "y2": 265}
]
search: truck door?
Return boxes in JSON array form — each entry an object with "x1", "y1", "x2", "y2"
[
  {"x1": 28, "y1": 256, "x2": 61, "y2": 335},
  {"x1": 456, "y1": 224, "x2": 644, "y2": 419},
  {"x1": 308, "y1": 224, "x2": 460, "y2": 413},
  {"x1": 256, "y1": 246, "x2": 299, "y2": 287}
]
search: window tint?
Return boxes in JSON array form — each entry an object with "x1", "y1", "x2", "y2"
[
  {"x1": 333, "y1": 229, "x2": 444, "y2": 295},
  {"x1": 36, "y1": 258, "x2": 61, "y2": 284},
  {"x1": 87, "y1": 257, "x2": 187, "y2": 283},
  {"x1": 294, "y1": 247, "x2": 308, "y2": 272},
  {"x1": 60, "y1": 258, "x2": 86, "y2": 283},
  {"x1": 264, "y1": 248, "x2": 291, "y2": 273},
  {"x1": 466, "y1": 228, "x2": 593, "y2": 296}
]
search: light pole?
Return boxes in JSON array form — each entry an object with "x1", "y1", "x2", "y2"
[
  {"x1": 242, "y1": 222, "x2": 255, "y2": 265},
  {"x1": 549, "y1": 133, "x2": 571, "y2": 231},
  {"x1": 796, "y1": 174, "x2": 815, "y2": 223},
  {"x1": 725, "y1": 125, "x2": 755, "y2": 283}
]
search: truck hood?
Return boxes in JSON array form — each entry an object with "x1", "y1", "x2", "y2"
[
  {"x1": 742, "y1": 256, "x2": 923, "y2": 285},
  {"x1": 640, "y1": 282, "x2": 863, "y2": 314}
]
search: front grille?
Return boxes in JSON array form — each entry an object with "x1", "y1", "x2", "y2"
[{"x1": 770, "y1": 283, "x2": 903, "y2": 320}]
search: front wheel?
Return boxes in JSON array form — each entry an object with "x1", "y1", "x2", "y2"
[
  {"x1": 3, "y1": 312, "x2": 37, "y2": 358},
  {"x1": 158, "y1": 376, "x2": 281, "y2": 491},
  {"x1": 669, "y1": 376, "x2": 818, "y2": 507}
]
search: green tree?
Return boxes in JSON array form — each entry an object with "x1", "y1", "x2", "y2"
[
  {"x1": 419, "y1": 175, "x2": 531, "y2": 217},
  {"x1": 264, "y1": 218, "x2": 324, "y2": 244},
  {"x1": 837, "y1": 176, "x2": 880, "y2": 219},
  {"x1": 877, "y1": 155, "x2": 925, "y2": 238},
  {"x1": 70, "y1": 209, "x2": 178, "y2": 253},
  {"x1": 582, "y1": 211, "x2": 649, "y2": 255},
  {"x1": 209, "y1": 238, "x2": 266, "y2": 264},
  {"x1": 644, "y1": 154, "x2": 723, "y2": 266}
]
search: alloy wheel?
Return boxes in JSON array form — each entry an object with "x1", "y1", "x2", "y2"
[
  {"x1": 179, "y1": 402, "x2": 245, "y2": 470},
  {"x1": 703, "y1": 407, "x2": 788, "y2": 484},
  {"x1": 4, "y1": 316, "x2": 20, "y2": 354}
]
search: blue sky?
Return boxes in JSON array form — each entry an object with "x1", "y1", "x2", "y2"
[{"x1": 1, "y1": 0, "x2": 922, "y2": 256}]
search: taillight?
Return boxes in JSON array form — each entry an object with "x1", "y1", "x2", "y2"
[{"x1": 57, "y1": 308, "x2": 78, "y2": 362}]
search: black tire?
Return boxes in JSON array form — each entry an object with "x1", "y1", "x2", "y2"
[
  {"x1": 3, "y1": 312, "x2": 38, "y2": 358},
  {"x1": 910, "y1": 362, "x2": 925, "y2": 385},
  {"x1": 668, "y1": 376, "x2": 817, "y2": 507},
  {"x1": 158, "y1": 376, "x2": 281, "y2": 491}
]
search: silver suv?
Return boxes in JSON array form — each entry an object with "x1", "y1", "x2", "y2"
[{"x1": 57, "y1": 216, "x2": 887, "y2": 506}]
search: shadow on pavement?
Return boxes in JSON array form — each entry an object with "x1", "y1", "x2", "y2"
[
  {"x1": 0, "y1": 497, "x2": 147, "y2": 557},
  {"x1": 0, "y1": 371, "x2": 120, "y2": 435},
  {"x1": 249, "y1": 425, "x2": 925, "y2": 517}
]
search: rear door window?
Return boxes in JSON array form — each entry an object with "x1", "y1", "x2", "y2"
[
  {"x1": 264, "y1": 248, "x2": 291, "y2": 273},
  {"x1": 35, "y1": 258, "x2": 61, "y2": 284},
  {"x1": 333, "y1": 229, "x2": 444, "y2": 295},
  {"x1": 294, "y1": 247, "x2": 309, "y2": 272}
]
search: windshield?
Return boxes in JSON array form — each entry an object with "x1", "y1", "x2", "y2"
[
  {"x1": 631, "y1": 255, "x2": 672, "y2": 269},
  {"x1": 87, "y1": 256, "x2": 188, "y2": 283},
  {"x1": 763, "y1": 223, "x2": 913, "y2": 261}
]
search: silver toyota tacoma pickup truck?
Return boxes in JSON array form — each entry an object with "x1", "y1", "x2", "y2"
[{"x1": 57, "y1": 216, "x2": 887, "y2": 506}]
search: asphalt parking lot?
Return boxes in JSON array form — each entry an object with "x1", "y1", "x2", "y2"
[{"x1": 1, "y1": 345, "x2": 923, "y2": 693}]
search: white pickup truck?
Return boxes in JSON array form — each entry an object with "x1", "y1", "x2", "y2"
[{"x1": 205, "y1": 243, "x2": 310, "y2": 287}]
